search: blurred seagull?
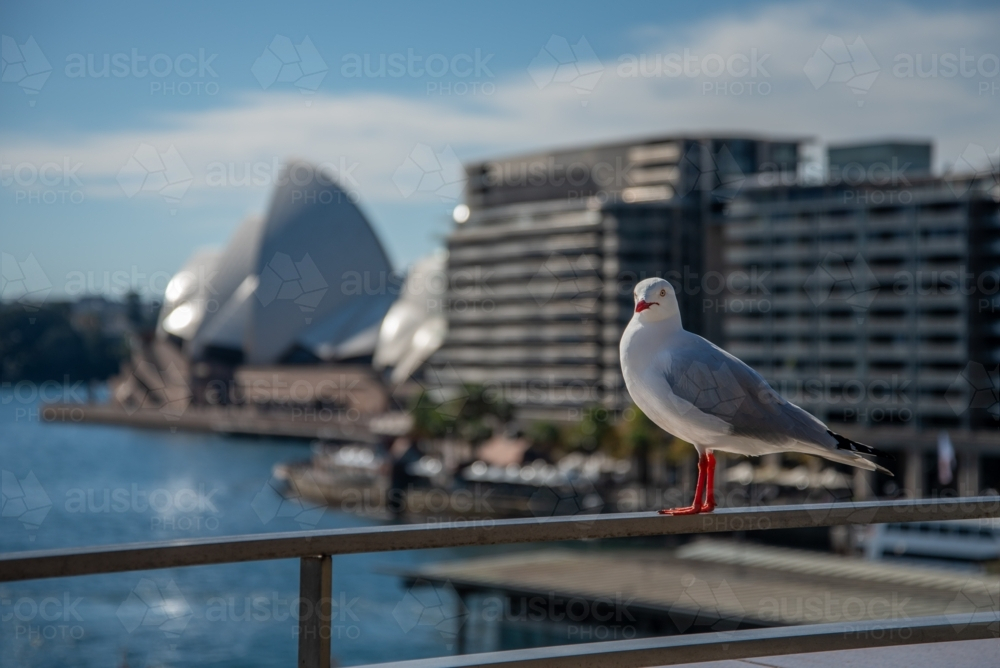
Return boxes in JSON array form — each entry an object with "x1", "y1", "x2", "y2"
[{"x1": 620, "y1": 277, "x2": 893, "y2": 515}]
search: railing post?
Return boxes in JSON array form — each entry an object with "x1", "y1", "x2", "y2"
[{"x1": 298, "y1": 554, "x2": 332, "y2": 668}]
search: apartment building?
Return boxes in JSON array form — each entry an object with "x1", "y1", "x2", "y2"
[{"x1": 431, "y1": 135, "x2": 800, "y2": 420}]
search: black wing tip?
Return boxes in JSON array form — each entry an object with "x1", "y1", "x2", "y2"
[{"x1": 827, "y1": 430, "x2": 896, "y2": 461}]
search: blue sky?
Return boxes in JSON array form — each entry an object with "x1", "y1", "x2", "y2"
[{"x1": 2, "y1": 0, "x2": 998, "y2": 299}]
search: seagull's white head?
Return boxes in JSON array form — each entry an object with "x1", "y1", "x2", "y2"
[{"x1": 632, "y1": 277, "x2": 680, "y2": 325}]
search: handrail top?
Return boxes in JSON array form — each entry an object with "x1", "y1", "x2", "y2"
[
  {"x1": 1, "y1": 496, "x2": 998, "y2": 583},
  {"x1": 4, "y1": 495, "x2": 998, "y2": 560}
]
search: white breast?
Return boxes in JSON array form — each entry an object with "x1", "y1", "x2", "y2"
[{"x1": 620, "y1": 320, "x2": 731, "y2": 446}]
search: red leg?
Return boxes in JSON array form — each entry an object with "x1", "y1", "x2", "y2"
[
  {"x1": 703, "y1": 451, "x2": 717, "y2": 512},
  {"x1": 659, "y1": 452, "x2": 707, "y2": 515}
]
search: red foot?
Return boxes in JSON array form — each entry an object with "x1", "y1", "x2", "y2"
[
  {"x1": 658, "y1": 450, "x2": 717, "y2": 515},
  {"x1": 658, "y1": 505, "x2": 704, "y2": 515}
]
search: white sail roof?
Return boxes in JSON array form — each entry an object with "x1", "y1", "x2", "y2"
[
  {"x1": 374, "y1": 250, "x2": 448, "y2": 384},
  {"x1": 159, "y1": 161, "x2": 395, "y2": 365},
  {"x1": 158, "y1": 248, "x2": 221, "y2": 341}
]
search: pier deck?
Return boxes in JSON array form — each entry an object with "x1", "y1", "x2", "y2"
[
  {"x1": 40, "y1": 402, "x2": 379, "y2": 441},
  {"x1": 395, "y1": 539, "x2": 999, "y2": 651}
]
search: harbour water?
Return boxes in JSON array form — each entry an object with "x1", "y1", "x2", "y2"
[{"x1": 0, "y1": 392, "x2": 478, "y2": 667}]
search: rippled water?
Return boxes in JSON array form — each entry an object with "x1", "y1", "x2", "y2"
[{"x1": 0, "y1": 394, "x2": 479, "y2": 667}]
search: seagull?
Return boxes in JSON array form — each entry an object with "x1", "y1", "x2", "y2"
[{"x1": 620, "y1": 277, "x2": 893, "y2": 515}]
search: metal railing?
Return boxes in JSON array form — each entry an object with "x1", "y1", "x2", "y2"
[{"x1": 2, "y1": 497, "x2": 999, "y2": 667}]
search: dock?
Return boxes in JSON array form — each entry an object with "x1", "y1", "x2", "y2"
[
  {"x1": 395, "y1": 539, "x2": 1000, "y2": 654},
  {"x1": 40, "y1": 402, "x2": 381, "y2": 442}
]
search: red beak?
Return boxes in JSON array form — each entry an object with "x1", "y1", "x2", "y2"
[{"x1": 635, "y1": 300, "x2": 654, "y2": 313}]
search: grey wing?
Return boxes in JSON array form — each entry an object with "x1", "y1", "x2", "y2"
[{"x1": 664, "y1": 337, "x2": 832, "y2": 447}]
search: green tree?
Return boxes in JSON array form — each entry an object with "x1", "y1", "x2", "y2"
[
  {"x1": 408, "y1": 384, "x2": 513, "y2": 445},
  {"x1": 567, "y1": 406, "x2": 618, "y2": 454},
  {"x1": 527, "y1": 421, "x2": 563, "y2": 454},
  {"x1": 0, "y1": 302, "x2": 125, "y2": 383},
  {"x1": 620, "y1": 406, "x2": 658, "y2": 484}
]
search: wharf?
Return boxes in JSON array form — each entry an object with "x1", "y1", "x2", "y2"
[
  {"x1": 395, "y1": 539, "x2": 999, "y2": 653},
  {"x1": 40, "y1": 402, "x2": 380, "y2": 442}
]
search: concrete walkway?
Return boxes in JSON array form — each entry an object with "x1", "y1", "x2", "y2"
[{"x1": 666, "y1": 638, "x2": 999, "y2": 667}]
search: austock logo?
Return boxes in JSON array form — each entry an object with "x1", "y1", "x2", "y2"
[
  {"x1": 392, "y1": 144, "x2": 465, "y2": 201},
  {"x1": 945, "y1": 579, "x2": 1000, "y2": 638},
  {"x1": 392, "y1": 579, "x2": 468, "y2": 649},
  {"x1": 251, "y1": 472, "x2": 327, "y2": 528},
  {"x1": 256, "y1": 252, "x2": 328, "y2": 323},
  {"x1": 527, "y1": 476, "x2": 604, "y2": 524},
  {"x1": 669, "y1": 575, "x2": 745, "y2": 632},
  {"x1": 63, "y1": 483, "x2": 222, "y2": 533},
  {"x1": 947, "y1": 362, "x2": 1000, "y2": 421},
  {"x1": 1, "y1": 593, "x2": 86, "y2": 640},
  {"x1": 113, "y1": 361, "x2": 192, "y2": 420},
  {"x1": 1, "y1": 469, "x2": 52, "y2": 537},
  {"x1": 117, "y1": 578, "x2": 193, "y2": 638},
  {"x1": 802, "y1": 468, "x2": 879, "y2": 525},
  {"x1": 804, "y1": 35, "x2": 880, "y2": 106},
  {"x1": 0, "y1": 252, "x2": 52, "y2": 312},
  {"x1": 804, "y1": 252, "x2": 880, "y2": 322},
  {"x1": 1, "y1": 35, "x2": 52, "y2": 104},
  {"x1": 674, "y1": 144, "x2": 746, "y2": 200},
  {"x1": 527, "y1": 252, "x2": 600, "y2": 312},
  {"x1": 2, "y1": 156, "x2": 86, "y2": 205},
  {"x1": 528, "y1": 35, "x2": 603, "y2": 102},
  {"x1": 394, "y1": 363, "x2": 470, "y2": 421},
  {"x1": 251, "y1": 35, "x2": 328, "y2": 94},
  {"x1": 670, "y1": 357, "x2": 748, "y2": 423},
  {"x1": 116, "y1": 143, "x2": 193, "y2": 212},
  {"x1": 947, "y1": 143, "x2": 1000, "y2": 199}
]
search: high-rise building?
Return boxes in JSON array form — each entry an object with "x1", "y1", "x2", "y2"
[
  {"x1": 720, "y1": 146, "x2": 999, "y2": 494},
  {"x1": 431, "y1": 135, "x2": 800, "y2": 420},
  {"x1": 722, "y1": 147, "x2": 999, "y2": 435}
]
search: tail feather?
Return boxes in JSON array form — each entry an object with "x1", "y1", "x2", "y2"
[
  {"x1": 827, "y1": 431, "x2": 895, "y2": 461},
  {"x1": 788, "y1": 439, "x2": 895, "y2": 476},
  {"x1": 873, "y1": 462, "x2": 894, "y2": 476}
]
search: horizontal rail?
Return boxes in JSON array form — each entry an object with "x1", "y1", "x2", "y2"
[
  {"x1": 2, "y1": 496, "x2": 998, "y2": 582},
  {"x1": 358, "y1": 613, "x2": 1000, "y2": 668}
]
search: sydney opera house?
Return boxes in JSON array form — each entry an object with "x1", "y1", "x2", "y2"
[{"x1": 112, "y1": 161, "x2": 445, "y2": 427}]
